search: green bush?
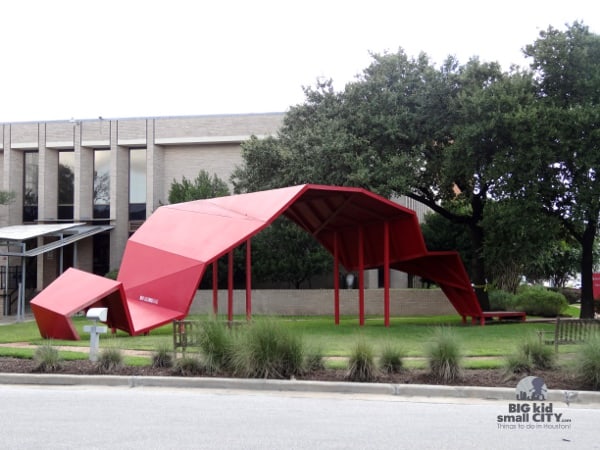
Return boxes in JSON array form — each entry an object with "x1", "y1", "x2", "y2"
[
  {"x1": 151, "y1": 344, "x2": 174, "y2": 369},
  {"x1": 425, "y1": 327, "x2": 462, "y2": 383},
  {"x1": 196, "y1": 316, "x2": 235, "y2": 374},
  {"x1": 231, "y1": 320, "x2": 305, "y2": 379},
  {"x1": 576, "y1": 338, "x2": 600, "y2": 390},
  {"x1": 379, "y1": 343, "x2": 405, "y2": 374},
  {"x1": 515, "y1": 285, "x2": 568, "y2": 317},
  {"x1": 33, "y1": 341, "x2": 62, "y2": 372},
  {"x1": 304, "y1": 346, "x2": 325, "y2": 373},
  {"x1": 488, "y1": 289, "x2": 518, "y2": 311},
  {"x1": 346, "y1": 339, "x2": 377, "y2": 382},
  {"x1": 172, "y1": 355, "x2": 204, "y2": 376},
  {"x1": 504, "y1": 335, "x2": 555, "y2": 375},
  {"x1": 96, "y1": 346, "x2": 123, "y2": 373}
]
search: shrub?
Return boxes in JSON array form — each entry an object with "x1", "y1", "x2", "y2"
[
  {"x1": 504, "y1": 352, "x2": 532, "y2": 376},
  {"x1": 504, "y1": 336, "x2": 555, "y2": 375},
  {"x1": 576, "y1": 338, "x2": 600, "y2": 390},
  {"x1": 488, "y1": 289, "x2": 518, "y2": 311},
  {"x1": 96, "y1": 346, "x2": 123, "y2": 373},
  {"x1": 33, "y1": 341, "x2": 62, "y2": 373},
  {"x1": 152, "y1": 344, "x2": 174, "y2": 369},
  {"x1": 346, "y1": 339, "x2": 377, "y2": 382},
  {"x1": 196, "y1": 316, "x2": 235, "y2": 374},
  {"x1": 515, "y1": 285, "x2": 568, "y2": 317},
  {"x1": 172, "y1": 355, "x2": 204, "y2": 376},
  {"x1": 231, "y1": 319, "x2": 305, "y2": 379},
  {"x1": 304, "y1": 346, "x2": 325, "y2": 373},
  {"x1": 425, "y1": 327, "x2": 462, "y2": 383},
  {"x1": 379, "y1": 343, "x2": 405, "y2": 374}
]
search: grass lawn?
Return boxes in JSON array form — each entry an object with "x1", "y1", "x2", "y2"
[{"x1": 0, "y1": 312, "x2": 580, "y2": 370}]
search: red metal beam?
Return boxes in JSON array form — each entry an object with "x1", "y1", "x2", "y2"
[
  {"x1": 228, "y1": 250, "x2": 233, "y2": 323},
  {"x1": 246, "y1": 239, "x2": 252, "y2": 321}
]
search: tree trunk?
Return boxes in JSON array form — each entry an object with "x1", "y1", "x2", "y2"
[
  {"x1": 468, "y1": 223, "x2": 491, "y2": 311},
  {"x1": 579, "y1": 222, "x2": 596, "y2": 319}
]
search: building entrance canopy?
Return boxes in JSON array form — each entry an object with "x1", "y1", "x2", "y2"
[
  {"x1": 31, "y1": 185, "x2": 487, "y2": 341},
  {"x1": 0, "y1": 223, "x2": 113, "y2": 319}
]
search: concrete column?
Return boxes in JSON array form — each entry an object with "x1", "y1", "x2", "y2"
[
  {"x1": 2, "y1": 125, "x2": 23, "y2": 227},
  {"x1": 37, "y1": 123, "x2": 59, "y2": 222},
  {"x1": 109, "y1": 120, "x2": 130, "y2": 272},
  {"x1": 74, "y1": 124, "x2": 94, "y2": 220},
  {"x1": 146, "y1": 118, "x2": 165, "y2": 213}
]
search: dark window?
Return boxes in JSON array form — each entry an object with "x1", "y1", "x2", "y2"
[{"x1": 23, "y1": 152, "x2": 39, "y2": 223}]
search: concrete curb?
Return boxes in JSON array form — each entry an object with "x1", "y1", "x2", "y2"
[{"x1": 1, "y1": 373, "x2": 599, "y2": 405}]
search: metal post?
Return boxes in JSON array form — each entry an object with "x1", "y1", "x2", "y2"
[
  {"x1": 245, "y1": 239, "x2": 252, "y2": 322},
  {"x1": 333, "y1": 231, "x2": 340, "y2": 325},
  {"x1": 227, "y1": 250, "x2": 233, "y2": 324},
  {"x1": 384, "y1": 221, "x2": 390, "y2": 327},
  {"x1": 358, "y1": 226, "x2": 365, "y2": 326},
  {"x1": 212, "y1": 260, "x2": 218, "y2": 314}
]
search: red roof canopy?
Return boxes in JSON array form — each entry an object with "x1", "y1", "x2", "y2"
[{"x1": 32, "y1": 184, "x2": 485, "y2": 339}]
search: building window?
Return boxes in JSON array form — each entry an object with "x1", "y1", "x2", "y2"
[
  {"x1": 23, "y1": 151, "x2": 39, "y2": 223},
  {"x1": 58, "y1": 151, "x2": 75, "y2": 220},
  {"x1": 93, "y1": 150, "x2": 110, "y2": 220},
  {"x1": 129, "y1": 148, "x2": 146, "y2": 221}
]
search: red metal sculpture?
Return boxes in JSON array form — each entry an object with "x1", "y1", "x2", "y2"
[{"x1": 31, "y1": 184, "x2": 517, "y2": 340}]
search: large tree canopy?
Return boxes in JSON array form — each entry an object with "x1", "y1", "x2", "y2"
[
  {"x1": 498, "y1": 22, "x2": 600, "y2": 318},
  {"x1": 232, "y1": 23, "x2": 600, "y2": 315}
]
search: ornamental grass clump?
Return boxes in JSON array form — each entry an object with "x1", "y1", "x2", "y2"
[
  {"x1": 172, "y1": 355, "x2": 205, "y2": 376},
  {"x1": 96, "y1": 346, "x2": 123, "y2": 373},
  {"x1": 151, "y1": 343, "x2": 174, "y2": 369},
  {"x1": 379, "y1": 343, "x2": 405, "y2": 374},
  {"x1": 346, "y1": 339, "x2": 377, "y2": 382},
  {"x1": 576, "y1": 337, "x2": 600, "y2": 390},
  {"x1": 33, "y1": 341, "x2": 62, "y2": 373},
  {"x1": 231, "y1": 319, "x2": 305, "y2": 379},
  {"x1": 504, "y1": 335, "x2": 556, "y2": 376},
  {"x1": 196, "y1": 316, "x2": 235, "y2": 374},
  {"x1": 425, "y1": 327, "x2": 462, "y2": 384}
]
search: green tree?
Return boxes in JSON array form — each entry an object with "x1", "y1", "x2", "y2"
[
  {"x1": 0, "y1": 191, "x2": 16, "y2": 204},
  {"x1": 168, "y1": 170, "x2": 229, "y2": 204},
  {"x1": 505, "y1": 22, "x2": 600, "y2": 318},
  {"x1": 233, "y1": 52, "x2": 537, "y2": 310}
]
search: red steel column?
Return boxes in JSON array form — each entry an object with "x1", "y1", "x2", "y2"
[
  {"x1": 246, "y1": 239, "x2": 252, "y2": 321},
  {"x1": 228, "y1": 250, "x2": 234, "y2": 323},
  {"x1": 384, "y1": 221, "x2": 390, "y2": 327},
  {"x1": 333, "y1": 231, "x2": 340, "y2": 325},
  {"x1": 359, "y1": 226, "x2": 365, "y2": 326},
  {"x1": 212, "y1": 260, "x2": 218, "y2": 314}
]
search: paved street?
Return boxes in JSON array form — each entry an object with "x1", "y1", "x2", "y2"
[{"x1": 1, "y1": 384, "x2": 599, "y2": 449}]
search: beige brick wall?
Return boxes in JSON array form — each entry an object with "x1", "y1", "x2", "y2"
[
  {"x1": 155, "y1": 113, "x2": 283, "y2": 140},
  {"x1": 189, "y1": 288, "x2": 456, "y2": 317},
  {"x1": 9, "y1": 123, "x2": 38, "y2": 146},
  {"x1": 162, "y1": 144, "x2": 242, "y2": 196}
]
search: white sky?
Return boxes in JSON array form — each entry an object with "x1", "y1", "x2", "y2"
[{"x1": 1, "y1": 0, "x2": 598, "y2": 123}]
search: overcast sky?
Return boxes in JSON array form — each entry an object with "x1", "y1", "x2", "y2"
[{"x1": 1, "y1": 0, "x2": 598, "y2": 123}]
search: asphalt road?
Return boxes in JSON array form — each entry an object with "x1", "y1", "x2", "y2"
[{"x1": 1, "y1": 385, "x2": 599, "y2": 449}]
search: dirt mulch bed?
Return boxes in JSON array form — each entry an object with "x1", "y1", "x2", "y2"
[{"x1": 0, "y1": 357, "x2": 590, "y2": 391}]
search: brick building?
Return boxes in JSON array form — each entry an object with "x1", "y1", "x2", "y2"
[{"x1": 0, "y1": 112, "x2": 430, "y2": 316}]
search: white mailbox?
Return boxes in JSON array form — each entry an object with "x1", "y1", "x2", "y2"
[
  {"x1": 86, "y1": 307, "x2": 108, "y2": 322},
  {"x1": 84, "y1": 307, "x2": 108, "y2": 362}
]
